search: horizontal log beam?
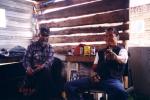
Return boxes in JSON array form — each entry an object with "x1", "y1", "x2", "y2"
[
  {"x1": 49, "y1": 35, "x2": 105, "y2": 43},
  {"x1": 119, "y1": 32, "x2": 129, "y2": 40},
  {"x1": 53, "y1": 42, "x2": 126, "y2": 54},
  {"x1": 35, "y1": 1, "x2": 66, "y2": 13},
  {"x1": 38, "y1": 0, "x2": 129, "y2": 20},
  {"x1": 39, "y1": 0, "x2": 94, "y2": 11},
  {"x1": 49, "y1": 32, "x2": 129, "y2": 43},
  {"x1": 53, "y1": 44, "x2": 107, "y2": 54},
  {"x1": 50, "y1": 24, "x2": 129, "y2": 35},
  {"x1": 40, "y1": 9, "x2": 129, "y2": 28}
]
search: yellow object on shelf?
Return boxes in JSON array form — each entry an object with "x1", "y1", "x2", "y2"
[{"x1": 84, "y1": 45, "x2": 91, "y2": 56}]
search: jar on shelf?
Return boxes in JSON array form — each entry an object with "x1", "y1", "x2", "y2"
[
  {"x1": 80, "y1": 46, "x2": 84, "y2": 55},
  {"x1": 91, "y1": 46, "x2": 96, "y2": 55},
  {"x1": 84, "y1": 45, "x2": 91, "y2": 56}
]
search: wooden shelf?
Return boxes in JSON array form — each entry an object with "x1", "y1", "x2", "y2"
[{"x1": 66, "y1": 56, "x2": 95, "y2": 62}]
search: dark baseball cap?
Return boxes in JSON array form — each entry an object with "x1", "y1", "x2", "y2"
[
  {"x1": 39, "y1": 27, "x2": 50, "y2": 36},
  {"x1": 105, "y1": 27, "x2": 119, "y2": 36}
]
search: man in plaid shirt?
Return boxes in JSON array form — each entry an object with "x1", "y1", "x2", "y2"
[{"x1": 23, "y1": 27, "x2": 54, "y2": 100}]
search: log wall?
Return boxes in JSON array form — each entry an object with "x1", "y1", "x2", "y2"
[{"x1": 35, "y1": 0, "x2": 129, "y2": 54}]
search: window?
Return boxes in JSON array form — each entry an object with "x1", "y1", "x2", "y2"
[{"x1": 0, "y1": 8, "x2": 6, "y2": 28}]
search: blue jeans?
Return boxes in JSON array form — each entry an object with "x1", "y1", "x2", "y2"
[{"x1": 65, "y1": 77, "x2": 128, "y2": 100}]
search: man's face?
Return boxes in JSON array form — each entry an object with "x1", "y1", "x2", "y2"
[
  {"x1": 39, "y1": 34, "x2": 49, "y2": 45},
  {"x1": 105, "y1": 31, "x2": 118, "y2": 46}
]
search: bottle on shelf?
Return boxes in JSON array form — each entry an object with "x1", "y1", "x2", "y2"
[{"x1": 91, "y1": 46, "x2": 96, "y2": 55}]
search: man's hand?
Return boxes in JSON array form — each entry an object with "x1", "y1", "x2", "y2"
[
  {"x1": 34, "y1": 64, "x2": 44, "y2": 73},
  {"x1": 90, "y1": 74, "x2": 101, "y2": 83},
  {"x1": 26, "y1": 65, "x2": 44, "y2": 75},
  {"x1": 105, "y1": 49, "x2": 117, "y2": 60},
  {"x1": 26, "y1": 67, "x2": 34, "y2": 76}
]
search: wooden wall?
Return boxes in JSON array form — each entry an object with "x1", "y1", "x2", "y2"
[
  {"x1": 35, "y1": 0, "x2": 129, "y2": 54},
  {"x1": 0, "y1": 0, "x2": 33, "y2": 49}
]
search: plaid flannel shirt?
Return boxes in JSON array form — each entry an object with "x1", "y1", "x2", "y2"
[{"x1": 23, "y1": 41, "x2": 54, "y2": 70}]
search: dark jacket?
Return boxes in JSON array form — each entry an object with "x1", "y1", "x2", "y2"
[{"x1": 96, "y1": 46, "x2": 126, "y2": 80}]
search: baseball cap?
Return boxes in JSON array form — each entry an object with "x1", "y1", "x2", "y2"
[
  {"x1": 39, "y1": 27, "x2": 50, "y2": 36},
  {"x1": 105, "y1": 27, "x2": 119, "y2": 37}
]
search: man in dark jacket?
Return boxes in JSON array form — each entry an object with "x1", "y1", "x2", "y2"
[{"x1": 65, "y1": 27, "x2": 128, "y2": 100}]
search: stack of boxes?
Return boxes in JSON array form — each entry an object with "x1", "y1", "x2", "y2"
[{"x1": 69, "y1": 44, "x2": 96, "y2": 56}]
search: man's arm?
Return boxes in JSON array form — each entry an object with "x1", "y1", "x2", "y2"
[
  {"x1": 22, "y1": 45, "x2": 34, "y2": 75},
  {"x1": 116, "y1": 49, "x2": 128, "y2": 64},
  {"x1": 23, "y1": 45, "x2": 32, "y2": 69},
  {"x1": 92, "y1": 52, "x2": 99, "y2": 71},
  {"x1": 107, "y1": 48, "x2": 128, "y2": 64}
]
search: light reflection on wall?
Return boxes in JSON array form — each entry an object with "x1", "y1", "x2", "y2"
[
  {"x1": 130, "y1": 20, "x2": 144, "y2": 34},
  {"x1": 130, "y1": 0, "x2": 150, "y2": 7},
  {"x1": 0, "y1": 8, "x2": 6, "y2": 28}
]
